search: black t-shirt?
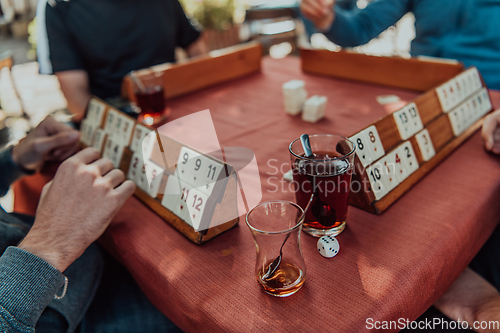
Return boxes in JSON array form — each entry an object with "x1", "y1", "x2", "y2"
[{"x1": 38, "y1": 0, "x2": 200, "y2": 98}]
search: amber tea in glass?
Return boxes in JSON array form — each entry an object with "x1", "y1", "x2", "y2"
[{"x1": 246, "y1": 201, "x2": 306, "y2": 297}]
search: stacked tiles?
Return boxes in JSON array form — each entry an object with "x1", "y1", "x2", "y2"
[
  {"x1": 302, "y1": 95, "x2": 327, "y2": 123},
  {"x1": 282, "y1": 80, "x2": 308, "y2": 115}
]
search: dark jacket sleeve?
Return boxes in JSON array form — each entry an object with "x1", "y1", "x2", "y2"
[
  {"x1": 0, "y1": 247, "x2": 65, "y2": 333},
  {"x1": 323, "y1": 0, "x2": 411, "y2": 47},
  {"x1": 0, "y1": 147, "x2": 29, "y2": 198}
]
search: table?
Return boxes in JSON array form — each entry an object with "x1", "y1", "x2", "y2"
[{"x1": 14, "y1": 56, "x2": 500, "y2": 332}]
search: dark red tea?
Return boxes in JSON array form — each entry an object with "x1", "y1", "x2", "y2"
[
  {"x1": 292, "y1": 151, "x2": 352, "y2": 229},
  {"x1": 136, "y1": 86, "x2": 166, "y2": 124}
]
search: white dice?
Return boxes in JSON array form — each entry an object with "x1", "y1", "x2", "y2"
[
  {"x1": 317, "y1": 235, "x2": 340, "y2": 258},
  {"x1": 302, "y1": 95, "x2": 327, "y2": 123},
  {"x1": 282, "y1": 80, "x2": 307, "y2": 115}
]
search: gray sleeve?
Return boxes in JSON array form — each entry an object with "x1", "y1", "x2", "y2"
[
  {"x1": 0, "y1": 146, "x2": 31, "y2": 198},
  {"x1": 324, "y1": 0, "x2": 411, "y2": 47},
  {"x1": 0, "y1": 247, "x2": 65, "y2": 332}
]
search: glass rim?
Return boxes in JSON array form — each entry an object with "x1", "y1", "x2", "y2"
[
  {"x1": 246, "y1": 200, "x2": 304, "y2": 235},
  {"x1": 288, "y1": 134, "x2": 356, "y2": 161}
]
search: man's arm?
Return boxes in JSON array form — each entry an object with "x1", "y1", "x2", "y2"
[
  {"x1": 435, "y1": 268, "x2": 500, "y2": 333},
  {"x1": 56, "y1": 70, "x2": 92, "y2": 123},
  {"x1": 0, "y1": 247, "x2": 66, "y2": 333},
  {"x1": 300, "y1": 0, "x2": 411, "y2": 47},
  {"x1": 0, "y1": 147, "x2": 135, "y2": 331},
  {"x1": 186, "y1": 34, "x2": 209, "y2": 58},
  {"x1": 0, "y1": 116, "x2": 79, "y2": 197}
]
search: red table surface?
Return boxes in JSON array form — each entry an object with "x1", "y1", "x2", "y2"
[{"x1": 13, "y1": 57, "x2": 500, "y2": 332}]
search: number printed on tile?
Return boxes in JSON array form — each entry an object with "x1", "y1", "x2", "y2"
[
  {"x1": 393, "y1": 103, "x2": 423, "y2": 140},
  {"x1": 415, "y1": 129, "x2": 436, "y2": 162},
  {"x1": 87, "y1": 99, "x2": 106, "y2": 127},
  {"x1": 448, "y1": 110, "x2": 464, "y2": 136},
  {"x1": 185, "y1": 188, "x2": 208, "y2": 231},
  {"x1": 113, "y1": 115, "x2": 135, "y2": 147},
  {"x1": 162, "y1": 176, "x2": 187, "y2": 222},
  {"x1": 391, "y1": 148, "x2": 410, "y2": 183},
  {"x1": 349, "y1": 131, "x2": 373, "y2": 167},
  {"x1": 349, "y1": 126, "x2": 385, "y2": 167},
  {"x1": 91, "y1": 128, "x2": 106, "y2": 153},
  {"x1": 176, "y1": 147, "x2": 223, "y2": 196},
  {"x1": 436, "y1": 83, "x2": 453, "y2": 112},
  {"x1": 380, "y1": 153, "x2": 399, "y2": 192},
  {"x1": 127, "y1": 153, "x2": 142, "y2": 183},
  {"x1": 161, "y1": 176, "x2": 207, "y2": 229},
  {"x1": 364, "y1": 125, "x2": 385, "y2": 162},
  {"x1": 130, "y1": 124, "x2": 152, "y2": 153},
  {"x1": 104, "y1": 109, "x2": 119, "y2": 135},
  {"x1": 398, "y1": 141, "x2": 419, "y2": 175},
  {"x1": 366, "y1": 162, "x2": 388, "y2": 200},
  {"x1": 144, "y1": 160, "x2": 165, "y2": 198}
]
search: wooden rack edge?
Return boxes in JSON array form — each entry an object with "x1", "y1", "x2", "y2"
[
  {"x1": 372, "y1": 118, "x2": 484, "y2": 213},
  {"x1": 122, "y1": 41, "x2": 263, "y2": 103},
  {"x1": 300, "y1": 48, "x2": 464, "y2": 92}
]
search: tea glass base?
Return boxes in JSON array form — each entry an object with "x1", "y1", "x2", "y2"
[
  {"x1": 138, "y1": 109, "x2": 170, "y2": 126},
  {"x1": 260, "y1": 279, "x2": 305, "y2": 298},
  {"x1": 302, "y1": 220, "x2": 346, "y2": 237}
]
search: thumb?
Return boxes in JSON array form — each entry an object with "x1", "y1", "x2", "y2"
[{"x1": 34, "y1": 131, "x2": 80, "y2": 155}]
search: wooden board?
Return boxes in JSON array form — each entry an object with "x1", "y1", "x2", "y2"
[
  {"x1": 373, "y1": 118, "x2": 483, "y2": 213},
  {"x1": 347, "y1": 67, "x2": 493, "y2": 214},
  {"x1": 300, "y1": 49, "x2": 464, "y2": 92},
  {"x1": 80, "y1": 97, "x2": 239, "y2": 243},
  {"x1": 121, "y1": 41, "x2": 262, "y2": 103}
]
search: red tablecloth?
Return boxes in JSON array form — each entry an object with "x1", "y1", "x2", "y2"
[{"x1": 14, "y1": 56, "x2": 500, "y2": 332}]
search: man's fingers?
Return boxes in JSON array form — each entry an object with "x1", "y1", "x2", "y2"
[
  {"x1": 492, "y1": 144, "x2": 500, "y2": 155},
  {"x1": 114, "y1": 180, "x2": 136, "y2": 200},
  {"x1": 56, "y1": 145, "x2": 80, "y2": 162},
  {"x1": 41, "y1": 116, "x2": 77, "y2": 136},
  {"x1": 34, "y1": 131, "x2": 80, "y2": 156},
  {"x1": 482, "y1": 109, "x2": 500, "y2": 151},
  {"x1": 90, "y1": 158, "x2": 114, "y2": 176},
  {"x1": 104, "y1": 169, "x2": 126, "y2": 188},
  {"x1": 71, "y1": 147, "x2": 101, "y2": 165},
  {"x1": 482, "y1": 118, "x2": 497, "y2": 151}
]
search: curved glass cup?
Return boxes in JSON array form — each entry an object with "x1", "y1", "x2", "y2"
[
  {"x1": 289, "y1": 134, "x2": 355, "y2": 237},
  {"x1": 246, "y1": 201, "x2": 306, "y2": 297},
  {"x1": 131, "y1": 71, "x2": 170, "y2": 126}
]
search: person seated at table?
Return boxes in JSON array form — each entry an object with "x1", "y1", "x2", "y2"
[
  {"x1": 408, "y1": 109, "x2": 500, "y2": 333},
  {"x1": 300, "y1": 0, "x2": 500, "y2": 90},
  {"x1": 0, "y1": 117, "x2": 181, "y2": 332},
  {"x1": 36, "y1": 0, "x2": 207, "y2": 122}
]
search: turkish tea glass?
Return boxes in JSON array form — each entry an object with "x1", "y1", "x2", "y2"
[
  {"x1": 289, "y1": 134, "x2": 355, "y2": 237},
  {"x1": 246, "y1": 201, "x2": 306, "y2": 297}
]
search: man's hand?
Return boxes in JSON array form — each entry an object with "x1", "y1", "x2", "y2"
[
  {"x1": 300, "y1": 0, "x2": 336, "y2": 32},
  {"x1": 435, "y1": 268, "x2": 500, "y2": 333},
  {"x1": 482, "y1": 109, "x2": 500, "y2": 154},
  {"x1": 18, "y1": 148, "x2": 136, "y2": 272},
  {"x1": 187, "y1": 34, "x2": 209, "y2": 58},
  {"x1": 11, "y1": 116, "x2": 80, "y2": 172}
]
